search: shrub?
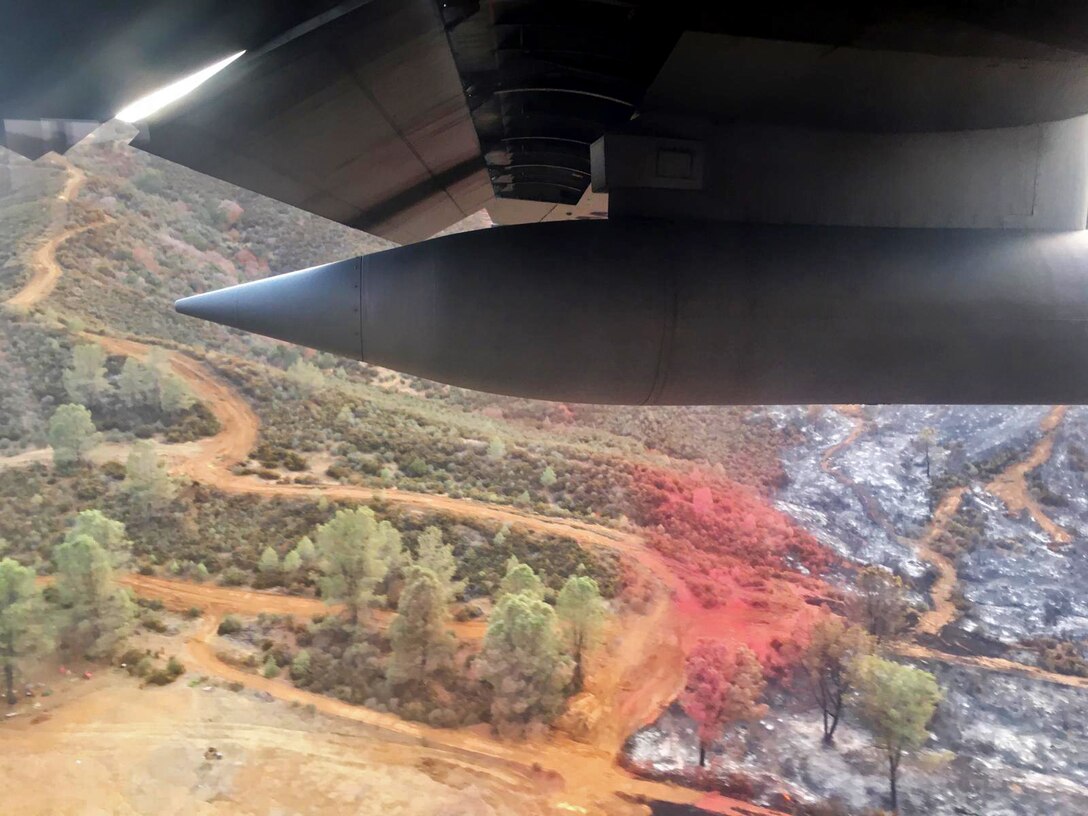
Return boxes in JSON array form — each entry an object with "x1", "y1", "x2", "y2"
[
  {"x1": 220, "y1": 567, "x2": 247, "y2": 586},
  {"x1": 454, "y1": 604, "x2": 484, "y2": 622},
  {"x1": 217, "y1": 615, "x2": 244, "y2": 636},
  {"x1": 101, "y1": 461, "x2": 126, "y2": 480},
  {"x1": 290, "y1": 649, "x2": 311, "y2": 682},
  {"x1": 282, "y1": 451, "x2": 307, "y2": 471},
  {"x1": 427, "y1": 708, "x2": 459, "y2": 728},
  {"x1": 117, "y1": 648, "x2": 146, "y2": 674},
  {"x1": 146, "y1": 656, "x2": 185, "y2": 685},
  {"x1": 141, "y1": 613, "x2": 168, "y2": 633},
  {"x1": 1036, "y1": 639, "x2": 1088, "y2": 677}
]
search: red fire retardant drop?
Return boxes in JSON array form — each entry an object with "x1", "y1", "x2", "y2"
[{"x1": 626, "y1": 464, "x2": 836, "y2": 669}]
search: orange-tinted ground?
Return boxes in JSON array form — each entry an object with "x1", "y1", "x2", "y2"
[
  {"x1": 2, "y1": 159, "x2": 788, "y2": 815},
  {"x1": 820, "y1": 406, "x2": 1088, "y2": 691},
  {"x1": 5, "y1": 158, "x2": 1086, "y2": 815},
  {"x1": 985, "y1": 405, "x2": 1072, "y2": 546},
  {"x1": 912, "y1": 487, "x2": 966, "y2": 637}
]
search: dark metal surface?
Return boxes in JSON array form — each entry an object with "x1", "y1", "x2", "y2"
[
  {"x1": 641, "y1": 31, "x2": 1088, "y2": 133},
  {"x1": 176, "y1": 257, "x2": 363, "y2": 359},
  {"x1": 442, "y1": 0, "x2": 677, "y2": 208},
  {"x1": 13, "y1": 2, "x2": 1088, "y2": 228},
  {"x1": 135, "y1": 0, "x2": 491, "y2": 244},
  {"x1": 177, "y1": 219, "x2": 1088, "y2": 405},
  {"x1": 442, "y1": 1, "x2": 1088, "y2": 209},
  {"x1": 0, "y1": 1, "x2": 348, "y2": 121}
]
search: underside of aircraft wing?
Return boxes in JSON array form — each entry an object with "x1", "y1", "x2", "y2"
[{"x1": 14, "y1": 2, "x2": 1088, "y2": 403}]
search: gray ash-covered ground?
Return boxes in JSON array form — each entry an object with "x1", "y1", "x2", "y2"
[
  {"x1": 956, "y1": 486, "x2": 1088, "y2": 645},
  {"x1": 770, "y1": 406, "x2": 918, "y2": 576},
  {"x1": 627, "y1": 661, "x2": 1088, "y2": 816},
  {"x1": 769, "y1": 404, "x2": 1080, "y2": 645},
  {"x1": 625, "y1": 404, "x2": 1088, "y2": 815},
  {"x1": 1032, "y1": 405, "x2": 1088, "y2": 538},
  {"x1": 768, "y1": 406, "x2": 1047, "y2": 579}
]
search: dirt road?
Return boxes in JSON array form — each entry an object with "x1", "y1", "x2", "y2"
[
  {"x1": 173, "y1": 611, "x2": 780, "y2": 816},
  {"x1": 904, "y1": 406, "x2": 1071, "y2": 637},
  {"x1": 892, "y1": 641, "x2": 1088, "y2": 690},
  {"x1": 120, "y1": 573, "x2": 489, "y2": 642},
  {"x1": 0, "y1": 160, "x2": 690, "y2": 760},
  {"x1": 0, "y1": 674, "x2": 557, "y2": 816},
  {"x1": 912, "y1": 487, "x2": 966, "y2": 636},
  {"x1": 822, "y1": 406, "x2": 1086, "y2": 688},
  {"x1": 11, "y1": 160, "x2": 1085, "y2": 814},
  {"x1": 986, "y1": 405, "x2": 1072, "y2": 545},
  {"x1": 4, "y1": 160, "x2": 775, "y2": 816},
  {"x1": 4, "y1": 162, "x2": 89, "y2": 310}
]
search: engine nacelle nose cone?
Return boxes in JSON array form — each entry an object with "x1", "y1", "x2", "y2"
[
  {"x1": 175, "y1": 289, "x2": 237, "y2": 324},
  {"x1": 174, "y1": 257, "x2": 363, "y2": 359},
  {"x1": 172, "y1": 220, "x2": 1088, "y2": 405}
]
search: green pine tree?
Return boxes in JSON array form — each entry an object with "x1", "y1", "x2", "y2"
[
  {"x1": 497, "y1": 557, "x2": 545, "y2": 601},
  {"x1": 314, "y1": 508, "x2": 401, "y2": 624},
  {"x1": 282, "y1": 548, "x2": 302, "y2": 576},
  {"x1": 65, "y1": 510, "x2": 131, "y2": 569},
  {"x1": 851, "y1": 654, "x2": 942, "y2": 812},
  {"x1": 388, "y1": 566, "x2": 454, "y2": 689},
  {"x1": 48, "y1": 404, "x2": 99, "y2": 468},
  {"x1": 295, "y1": 536, "x2": 316, "y2": 564},
  {"x1": 118, "y1": 357, "x2": 157, "y2": 408},
  {"x1": 258, "y1": 546, "x2": 280, "y2": 575},
  {"x1": 123, "y1": 441, "x2": 175, "y2": 511},
  {"x1": 414, "y1": 526, "x2": 463, "y2": 604},
  {"x1": 53, "y1": 534, "x2": 135, "y2": 659},
  {"x1": 556, "y1": 575, "x2": 606, "y2": 691},
  {"x1": 0, "y1": 559, "x2": 52, "y2": 705},
  {"x1": 478, "y1": 592, "x2": 573, "y2": 731},
  {"x1": 158, "y1": 375, "x2": 195, "y2": 414},
  {"x1": 62, "y1": 344, "x2": 108, "y2": 405}
]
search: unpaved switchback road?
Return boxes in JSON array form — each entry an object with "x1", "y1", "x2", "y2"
[
  {"x1": 4, "y1": 162, "x2": 89, "y2": 310},
  {"x1": 4, "y1": 161, "x2": 762, "y2": 816},
  {"x1": 986, "y1": 405, "x2": 1072, "y2": 546},
  {"x1": 11, "y1": 161, "x2": 1086, "y2": 814},
  {"x1": 822, "y1": 406, "x2": 1088, "y2": 689}
]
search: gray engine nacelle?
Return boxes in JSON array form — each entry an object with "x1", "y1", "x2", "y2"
[{"x1": 176, "y1": 219, "x2": 1088, "y2": 405}]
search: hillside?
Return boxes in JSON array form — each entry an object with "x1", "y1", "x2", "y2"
[{"x1": 2, "y1": 128, "x2": 1088, "y2": 816}]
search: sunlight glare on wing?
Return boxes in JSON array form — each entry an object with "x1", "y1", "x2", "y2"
[{"x1": 115, "y1": 51, "x2": 245, "y2": 123}]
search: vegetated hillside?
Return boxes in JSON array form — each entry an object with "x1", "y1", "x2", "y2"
[
  {"x1": 0, "y1": 464, "x2": 618, "y2": 600},
  {"x1": 214, "y1": 348, "x2": 790, "y2": 526},
  {"x1": 50, "y1": 123, "x2": 390, "y2": 355},
  {"x1": 626, "y1": 403, "x2": 1088, "y2": 816},
  {"x1": 0, "y1": 155, "x2": 65, "y2": 300},
  {"x1": 8, "y1": 130, "x2": 1088, "y2": 816},
  {"x1": 31, "y1": 128, "x2": 791, "y2": 497},
  {"x1": 0, "y1": 314, "x2": 71, "y2": 449}
]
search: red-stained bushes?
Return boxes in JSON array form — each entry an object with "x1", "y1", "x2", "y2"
[{"x1": 628, "y1": 464, "x2": 836, "y2": 608}]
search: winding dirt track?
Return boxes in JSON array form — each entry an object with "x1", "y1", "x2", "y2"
[
  {"x1": 4, "y1": 163, "x2": 89, "y2": 309},
  {"x1": 91, "y1": 333, "x2": 693, "y2": 751},
  {"x1": 10, "y1": 160, "x2": 1088, "y2": 813},
  {"x1": 94, "y1": 379, "x2": 761, "y2": 812},
  {"x1": 820, "y1": 406, "x2": 1088, "y2": 689},
  {"x1": 911, "y1": 487, "x2": 966, "y2": 637},
  {"x1": 985, "y1": 405, "x2": 1072, "y2": 545},
  {"x1": 3, "y1": 160, "x2": 780, "y2": 815}
]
